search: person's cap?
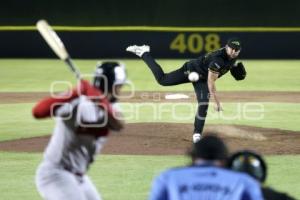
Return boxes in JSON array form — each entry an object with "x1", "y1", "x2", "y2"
[
  {"x1": 227, "y1": 38, "x2": 242, "y2": 51},
  {"x1": 190, "y1": 135, "x2": 228, "y2": 160}
]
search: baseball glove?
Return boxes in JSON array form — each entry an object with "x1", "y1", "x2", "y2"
[{"x1": 230, "y1": 62, "x2": 246, "y2": 81}]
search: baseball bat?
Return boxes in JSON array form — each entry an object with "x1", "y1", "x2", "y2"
[{"x1": 36, "y1": 19, "x2": 81, "y2": 79}]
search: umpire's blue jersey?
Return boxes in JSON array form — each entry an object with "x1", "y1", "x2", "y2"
[{"x1": 149, "y1": 164, "x2": 263, "y2": 200}]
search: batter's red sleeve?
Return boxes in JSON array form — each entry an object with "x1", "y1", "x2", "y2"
[{"x1": 32, "y1": 79, "x2": 113, "y2": 119}]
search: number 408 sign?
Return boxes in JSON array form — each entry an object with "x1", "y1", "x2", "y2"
[{"x1": 169, "y1": 33, "x2": 221, "y2": 54}]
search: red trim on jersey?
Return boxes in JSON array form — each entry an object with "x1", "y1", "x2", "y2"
[{"x1": 32, "y1": 79, "x2": 113, "y2": 120}]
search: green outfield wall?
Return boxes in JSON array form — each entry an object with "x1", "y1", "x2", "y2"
[
  {"x1": 1, "y1": 27, "x2": 300, "y2": 59},
  {"x1": 1, "y1": 0, "x2": 300, "y2": 58},
  {"x1": 1, "y1": 0, "x2": 300, "y2": 27}
]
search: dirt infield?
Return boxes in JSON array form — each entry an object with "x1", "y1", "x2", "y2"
[
  {"x1": 0, "y1": 91, "x2": 299, "y2": 155},
  {"x1": 0, "y1": 123, "x2": 299, "y2": 155},
  {"x1": 1, "y1": 91, "x2": 300, "y2": 103}
]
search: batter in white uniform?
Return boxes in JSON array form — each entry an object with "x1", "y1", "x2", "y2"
[{"x1": 33, "y1": 62, "x2": 127, "y2": 200}]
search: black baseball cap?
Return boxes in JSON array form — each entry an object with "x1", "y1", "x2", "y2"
[
  {"x1": 189, "y1": 135, "x2": 228, "y2": 160},
  {"x1": 227, "y1": 38, "x2": 242, "y2": 51}
]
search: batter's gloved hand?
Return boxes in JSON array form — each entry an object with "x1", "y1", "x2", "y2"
[{"x1": 230, "y1": 62, "x2": 246, "y2": 81}]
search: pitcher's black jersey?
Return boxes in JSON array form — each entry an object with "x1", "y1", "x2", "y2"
[{"x1": 185, "y1": 48, "x2": 237, "y2": 79}]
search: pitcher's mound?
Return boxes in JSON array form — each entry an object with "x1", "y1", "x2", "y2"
[{"x1": 0, "y1": 123, "x2": 299, "y2": 155}]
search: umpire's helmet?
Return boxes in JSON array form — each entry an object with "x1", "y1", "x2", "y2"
[
  {"x1": 227, "y1": 150, "x2": 267, "y2": 183},
  {"x1": 93, "y1": 61, "x2": 127, "y2": 94}
]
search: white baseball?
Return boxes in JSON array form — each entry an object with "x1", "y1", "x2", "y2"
[{"x1": 188, "y1": 72, "x2": 199, "y2": 82}]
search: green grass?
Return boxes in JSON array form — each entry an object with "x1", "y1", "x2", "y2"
[
  {"x1": 0, "y1": 59, "x2": 300, "y2": 91},
  {"x1": 0, "y1": 102, "x2": 299, "y2": 141},
  {"x1": 120, "y1": 102, "x2": 300, "y2": 131},
  {"x1": 0, "y1": 103, "x2": 53, "y2": 141},
  {"x1": 266, "y1": 155, "x2": 300, "y2": 196},
  {"x1": 0, "y1": 152, "x2": 299, "y2": 200}
]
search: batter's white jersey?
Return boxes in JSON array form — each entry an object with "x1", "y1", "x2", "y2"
[{"x1": 36, "y1": 96, "x2": 112, "y2": 200}]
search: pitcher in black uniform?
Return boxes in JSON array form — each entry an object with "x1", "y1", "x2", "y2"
[{"x1": 126, "y1": 39, "x2": 244, "y2": 143}]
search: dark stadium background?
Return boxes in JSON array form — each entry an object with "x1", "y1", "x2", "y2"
[{"x1": 1, "y1": 0, "x2": 300, "y2": 59}]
